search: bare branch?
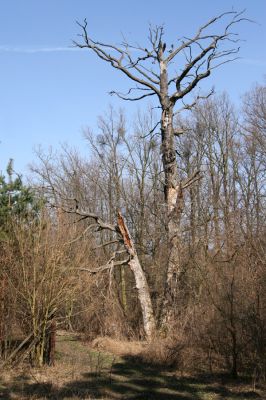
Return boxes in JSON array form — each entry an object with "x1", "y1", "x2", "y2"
[
  {"x1": 75, "y1": 12, "x2": 248, "y2": 111},
  {"x1": 74, "y1": 20, "x2": 161, "y2": 97},
  {"x1": 79, "y1": 251, "x2": 130, "y2": 274},
  {"x1": 181, "y1": 170, "x2": 202, "y2": 189},
  {"x1": 92, "y1": 239, "x2": 121, "y2": 249},
  {"x1": 65, "y1": 224, "x2": 99, "y2": 245},
  {"x1": 171, "y1": 69, "x2": 211, "y2": 102},
  {"x1": 166, "y1": 10, "x2": 245, "y2": 63},
  {"x1": 140, "y1": 120, "x2": 161, "y2": 139},
  {"x1": 174, "y1": 89, "x2": 214, "y2": 115},
  {"x1": 110, "y1": 89, "x2": 156, "y2": 102},
  {"x1": 60, "y1": 206, "x2": 118, "y2": 233}
]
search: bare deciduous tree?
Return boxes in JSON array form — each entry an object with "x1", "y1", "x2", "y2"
[{"x1": 74, "y1": 11, "x2": 247, "y2": 325}]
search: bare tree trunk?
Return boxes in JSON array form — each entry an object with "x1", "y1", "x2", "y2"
[
  {"x1": 46, "y1": 318, "x2": 56, "y2": 366},
  {"x1": 117, "y1": 213, "x2": 156, "y2": 339},
  {"x1": 160, "y1": 104, "x2": 184, "y2": 327},
  {"x1": 75, "y1": 12, "x2": 246, "y2": 334}
]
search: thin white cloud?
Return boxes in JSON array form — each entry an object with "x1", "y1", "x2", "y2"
[
  {"x1": 0, "y1": 45, "x2": 81, "y2": 54},
  {"x1": 0, "y1": 45, "x2": 139, "y2": 54},
  {"x1": 2, "y1": 47, "x2": 264, "y2": 67}
]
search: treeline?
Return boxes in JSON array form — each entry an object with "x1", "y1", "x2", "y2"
[{"x1": 0, "y1": 85, "x2": 265, "y2": 379}]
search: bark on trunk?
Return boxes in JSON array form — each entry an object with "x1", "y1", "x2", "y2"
[
  {"x1": 157, "y1": 59, "x2": 185, "y2": 327},
  {"x1": 46, "y1": 318, "x2": 56, "y2": 366},
  {"x1": 117, "y1": 212, "x2": 156, "y2": 339},
  {"x1": 160, "y1": 104, "x2": 184, "y2": 327}
]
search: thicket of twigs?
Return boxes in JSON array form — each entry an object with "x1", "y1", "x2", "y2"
[{"x1": 0, "y1": 86, "x2": 265, "y2": 379}]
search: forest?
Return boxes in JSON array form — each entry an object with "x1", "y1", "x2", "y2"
[{"x1": 0, "y1": 9, "x2": 265, "y2": 400}]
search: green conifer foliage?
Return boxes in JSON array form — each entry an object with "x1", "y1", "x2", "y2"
[{"x1": 0, "y1": 159, "x2": 40, "y2": 239}]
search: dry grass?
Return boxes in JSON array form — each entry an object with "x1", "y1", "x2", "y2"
[
  {"x1": 0, "y1": 332, "x2": 265, "y2": 399},
  {"x1": 91, "y1": 334, "x2": 186, "y2": 370},
  {"x1": 91, "y1": 336, "x2": 147, "y2": 357}
]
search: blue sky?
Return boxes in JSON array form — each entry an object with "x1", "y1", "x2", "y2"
[{"x1": 0, "y1": 0, "x2": 265, "y2": 175}]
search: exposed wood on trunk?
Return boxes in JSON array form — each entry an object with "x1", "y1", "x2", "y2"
[
  {"x1": 72, "y1": 12, "x2": 247, "y2": 331},
  {"x1": 117, "y1": 212, "x2": 156, "y2": 339},
  {"x1": 161, "y1": 181, "x2": 184, "y2": 326}
]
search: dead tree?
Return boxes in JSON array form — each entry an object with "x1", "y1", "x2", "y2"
[
  {"x1": 74, "y1": 11, "x2": 247, "y2": 326},
  {"x1": 63, "y1": 205, "x2": 156, "y2": 339}
]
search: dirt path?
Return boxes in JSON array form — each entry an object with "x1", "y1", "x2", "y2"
[{"x1": 0, "y1": 333, "x2": 264, "y2": 399}]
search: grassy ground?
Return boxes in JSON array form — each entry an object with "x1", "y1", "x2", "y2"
[{"x1": 0, "y1": 332, "x2": 264, "y2": 399}]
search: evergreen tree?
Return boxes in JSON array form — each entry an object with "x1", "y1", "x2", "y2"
[{"x1": 0, "y1": 159, "x2": 40, "y2": 238}]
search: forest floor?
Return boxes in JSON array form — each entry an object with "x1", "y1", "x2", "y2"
[{"x1": 0, "y1": 332, "x2": 265, "y2": 400}]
